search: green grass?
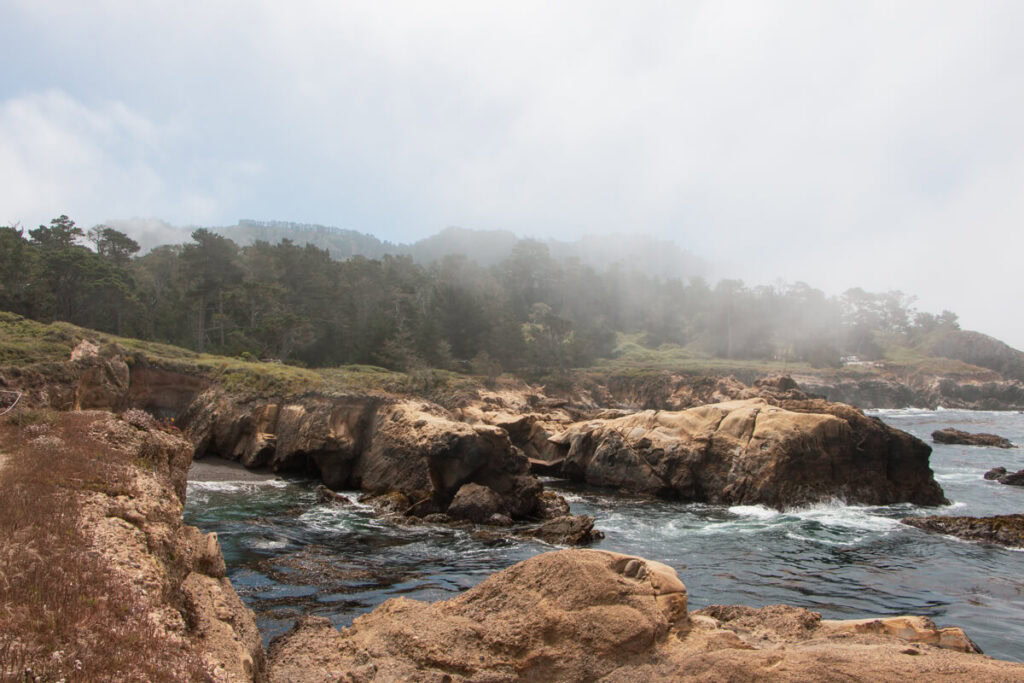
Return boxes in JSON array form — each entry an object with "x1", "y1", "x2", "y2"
[
  {"x1": 0, "y1": 311, "x2": 84, "y2": 365},
  {"x1": 0, "y1": 312, "x2": 484, "y2": 402},
  {"x1": 590, "y1": 334, "x2": 813, "y2": 377}
]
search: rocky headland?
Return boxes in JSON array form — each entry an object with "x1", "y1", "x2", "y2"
[
  {"x1": 546, "y1": 398, "x2": 947, "y2": 508},
  {"x1": 4, "y1": 338, "x2": 1024, "y2": 680}
]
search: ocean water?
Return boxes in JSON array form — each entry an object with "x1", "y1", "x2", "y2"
[{"x1": 183, "y1": 409, "x2": 1024, "y2": 660}]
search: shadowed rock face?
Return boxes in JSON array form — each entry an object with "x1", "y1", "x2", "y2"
[
  {"x1": 549, "y1": 398, "x2": 947, "y2": 509},
  {"x1": 180, "y1": 391, "x2": 548, "y2": 520},
  {"x1": 932, "y1": 428, "x2": 1014, "y2": 448},
  {"x1": 268, "y1": 549, "x2": 1022, "y2": 682}
]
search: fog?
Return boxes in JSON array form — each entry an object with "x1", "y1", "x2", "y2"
[{"x1": 1, "y1": 1, "x2": 1022, "y2": 348}]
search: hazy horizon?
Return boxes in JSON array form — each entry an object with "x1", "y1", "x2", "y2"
[{"x1": 2, "y1": 2, "x2": 1022, "y2": 349}]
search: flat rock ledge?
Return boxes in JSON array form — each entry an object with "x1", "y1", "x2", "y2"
[
  {"x1": 932, "y1": 428, "x2": 1015, "y2": 448},
  {"x1": 268, "y1": 548, "x2": 1024, "y2": 682},
  {"x1": 903, "y1": 514, "x2": 1024, "y2": 548}
]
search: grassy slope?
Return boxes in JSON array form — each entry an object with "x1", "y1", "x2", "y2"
[
  {"x1": 0, "y1": 312, "x2": 480, "y2": 401},
  {"x1": 0, "y1": 313, "x2": 1004, "y2": 407},
  {"x1": 586, "y1": 333, "x2": 1000, "y2": 383}
]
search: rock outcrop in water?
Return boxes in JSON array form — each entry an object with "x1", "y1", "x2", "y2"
[
  {"x1": 180, "y1": 390, "x2": 560, "y2": 524},
  {"x1": 548, "y1": 398, "x2": 948, "y2": 509},
  {"x1": 932, "y1": 428, "x2": 1015, "y2": 448},
  {"x1": 984, "y1": 467, "x2": 1024, "y2": 486},
  {"x1": 268, "y1": 548, "x2": 1022, "y2": 681},
  {"x1": 903, "y1": 514, "x2": 1024, "y2": 548}
]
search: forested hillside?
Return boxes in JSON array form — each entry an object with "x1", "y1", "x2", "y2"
[{"x1": 0, "y1": 215, "x2": 1000, "y2": 380}]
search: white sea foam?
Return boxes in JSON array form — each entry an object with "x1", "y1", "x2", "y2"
[
  {"x1": 186, "y1": 479, "x2": 291, "y2": 493},
  {"x1": 935, "y1": 472, "x2": 983, "y2": 483},
  {"x1": 868, "y1": 407, "x2": 937, "y2": 417},
  {"x1": 249, "y1": 537, "x2": 291, "y2": 551},
  {"x1": 728, "y1": 504, "x2": 779, "y2": 520}
]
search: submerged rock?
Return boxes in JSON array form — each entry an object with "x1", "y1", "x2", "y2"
[
  {"x1": 527, "y1": 514, "x2": 604, "y2": 545},
  {"x1": 268, "y1": 549, "x2": 1023, "y2": 682},
  {"x1": 550, "y1": 398, "x2": 947, "y2": 509},
  {"x1": 903, "y1": 514, "x2": 1024, "y2": 548},
  {"x1": 932, "y1": 428, "x2": 1014, "y2": 448},
  {"x1": 314, "y1": 484, "x2": 352, "y2": 506}
]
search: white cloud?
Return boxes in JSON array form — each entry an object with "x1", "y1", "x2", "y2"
[
  {"x1": 2, "y1": 1, "x2": 1023, "y2": 346},
  {"x1": 0, "y1": 90, "x2": 174, "y2": 228}
]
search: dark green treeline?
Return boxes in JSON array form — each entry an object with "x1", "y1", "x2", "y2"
[{"x1": 0, "y1": 216, "x2": 961, "y2": 375}]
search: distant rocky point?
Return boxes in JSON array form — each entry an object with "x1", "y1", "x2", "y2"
[
  {"x1": 904, "y1": 514, "x2": 1024, "y2": 548},
  {"x1": 932, "y1": 428, "x2": 1015, "y2": 448}
]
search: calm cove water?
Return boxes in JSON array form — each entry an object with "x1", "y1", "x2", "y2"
[{"x1": 184, "y1": 409, "x2": 1024, "y2": 660}]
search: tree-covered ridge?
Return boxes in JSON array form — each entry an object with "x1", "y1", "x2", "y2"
[{"x1": 0, "y1": 215, "x2": 978, "y2": 378}]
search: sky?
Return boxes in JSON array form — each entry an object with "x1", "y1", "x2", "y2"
[{"x1": 1, "y1": 1, "x2": 1022, "y2": 349}]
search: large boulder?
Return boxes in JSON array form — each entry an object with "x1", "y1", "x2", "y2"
[
  {"x1": 268, "y1": 549, "x2": 1024, "y2": 681},
  {"x1": 549, "y1": 398, "x2": 947, "y2": 509},
  {"x1": 269, "y1": 550, "x2": 687, "y2": 681},
  {"x1": 446, "y1": 482, "x2": 505, "y2": 522}
]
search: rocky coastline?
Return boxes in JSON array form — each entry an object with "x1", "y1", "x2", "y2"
[{"x1": 4, "y1": 341, "x2": 1024, "y2": 679}]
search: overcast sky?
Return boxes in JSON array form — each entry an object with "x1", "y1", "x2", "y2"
[{"x1": 2, "y1": 1, "x2": 1022, "y2": 349}]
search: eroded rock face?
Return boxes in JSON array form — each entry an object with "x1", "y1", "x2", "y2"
[
  {"x1": 181, "y1": 391, "x2": 548, "y2": 521},
  {"x1": 932, "y1": 428, "x2": 1014, "y2": 448},
  {"x1": 550, "y1": 398, "x2": 947, "y2": 509},
  {"x1": 268, "y1": 549, "x2": 1024, "y2": 682},
  {"x1": 70, "y1": 340, "x2": 130, "y2": 411},
  {"x1": 81, "y1": 413, "x2": 266, "y2": 681},
  {"x1": 903, "y1": 514, "x2": 1024, "y2": 548}
]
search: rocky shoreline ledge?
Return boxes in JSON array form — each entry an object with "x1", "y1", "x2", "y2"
[
  {"x1": 269, "y1": 549, "x2": 1024, "y2": 682},
  {"x1": 4, "y1": 341, "x2": 1024, "y2": 679},
  {"x1": 4, "y1": 411, "x2": 1024, "y2": 680}
]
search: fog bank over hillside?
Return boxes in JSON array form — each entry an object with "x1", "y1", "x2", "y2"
[
  {"x1": 4, "y1": 3, "x2": 1022, "y2": 349},
  {"x1": 109, "y1": 218, "x2": 712, "y2": 282},
  {"x1": 102, "y1": 215, "x2": 1020, "y2": 352}
]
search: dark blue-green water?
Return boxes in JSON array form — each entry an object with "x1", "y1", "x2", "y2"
[{"x1": 184, "y1": 409, "x2": 1024, "y2": 660}]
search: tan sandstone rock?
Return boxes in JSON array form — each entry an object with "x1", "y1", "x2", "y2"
[{"x1": 550, "y1": 398, "x2": 947, "y2": 509}]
